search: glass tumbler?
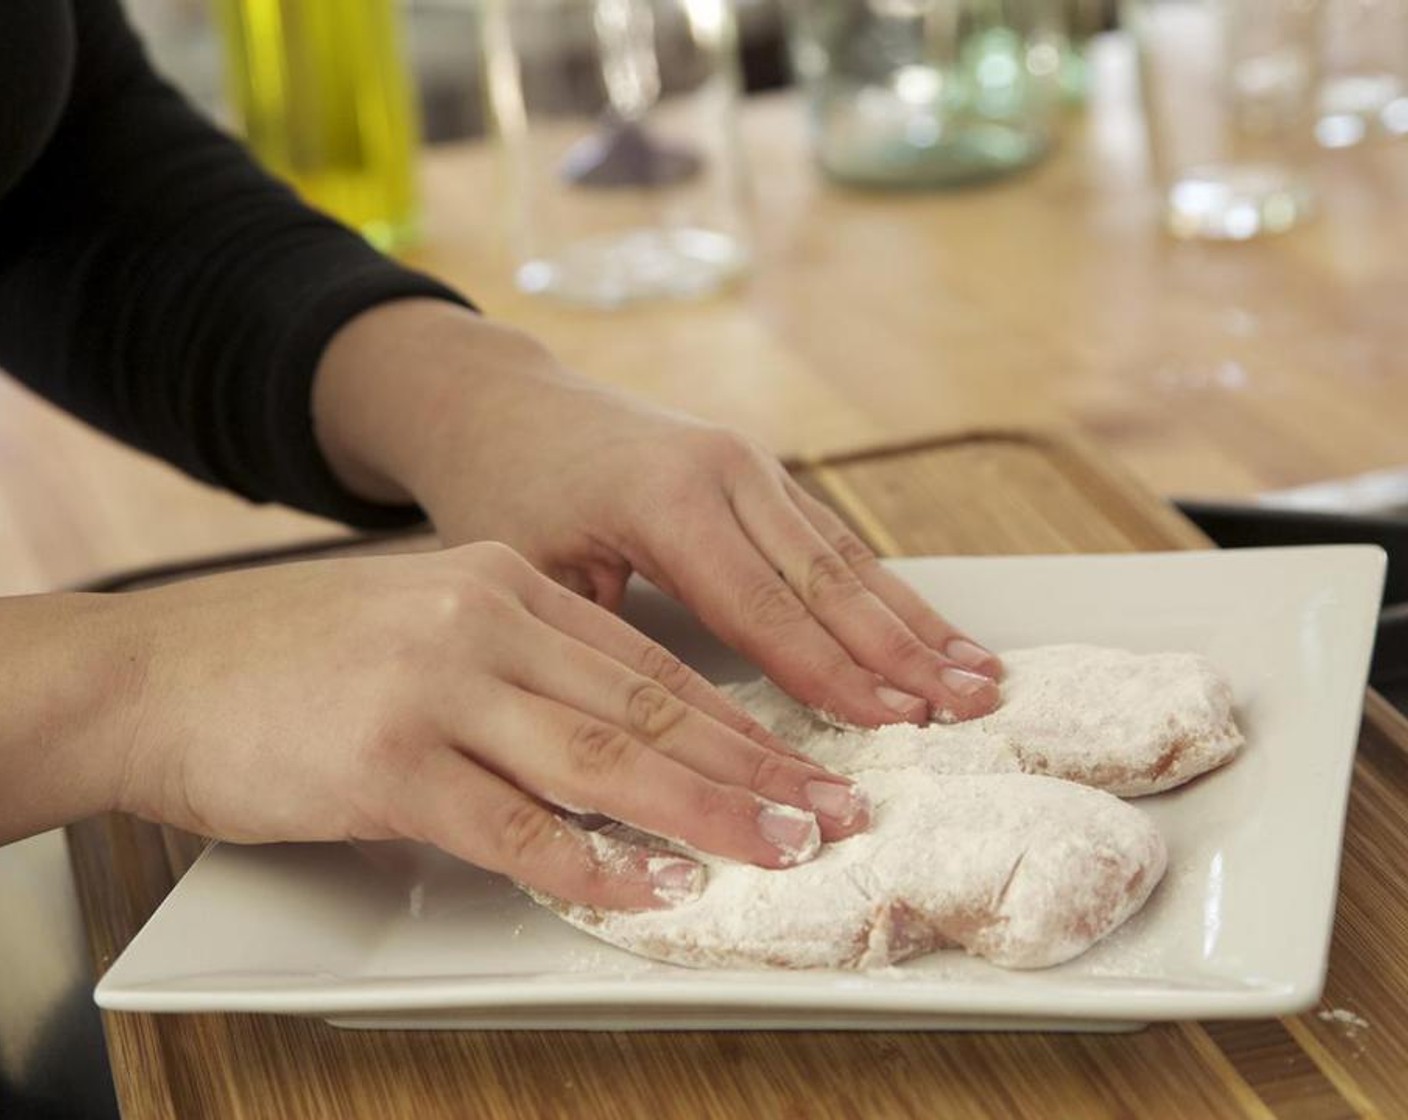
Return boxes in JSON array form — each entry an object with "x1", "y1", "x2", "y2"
[
  {"x1": 482, "y1": 0, "x2": 751, "y2": 308},
  {"x1": 1317, "y1": 0, "x2": 1408, "y2": 146},
  {"x1": 1127, "y1": 0, "x2": 1321, "y2": 240},
  {"x1": 784, "y1": 0, "x2": 1064, "y2": 189}
]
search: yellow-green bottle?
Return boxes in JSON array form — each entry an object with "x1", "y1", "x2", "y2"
[{"x1": 214, "y1": 0, "x2": 420, "y2": 252}]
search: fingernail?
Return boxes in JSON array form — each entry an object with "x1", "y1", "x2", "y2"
[
  {"x1": 946, "y1": 638, "x2": 997, "y2": 675},
  {"x1": 757, "y1": 799, "x2": 821, "y2": 866},
  {"x1": 804, "y1": 779, "x2": 870, "y2": 828},
  {"x1": 876, "y1": 684, "x2": 927, "y2": 718},
  {"x1": 940, "y1": 666, "x2": 992, "y2": 697},
  {"x1": 648, "y1": 856, "x2": 706, "y2": 905}
]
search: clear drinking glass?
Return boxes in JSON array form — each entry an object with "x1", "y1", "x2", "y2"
[
  {"x1": 784, "y1": 0, "x2": 1064, "y2": 189},
  {"x1": 481, "y1": 0, "x2": 751, "y2": 308},
  {"x1": 1127, "y1": 0, "x2": 1321, "y2": 240},
  {"x1": 1317, "y1": 0, "x2": 1408, "y2": 146}
]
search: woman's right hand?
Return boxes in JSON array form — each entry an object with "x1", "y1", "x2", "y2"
[{"x1": 100, "y1": 542, "x2": 868, "y2": 909}]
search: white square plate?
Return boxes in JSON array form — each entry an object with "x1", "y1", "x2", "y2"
[{"x1": 95, "y1": 547, "x2": 1385, "y2": 1031}]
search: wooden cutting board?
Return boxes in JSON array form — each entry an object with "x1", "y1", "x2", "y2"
[{"x1": 68, "y1": 429, "x2": 1408, "y2": 1119}]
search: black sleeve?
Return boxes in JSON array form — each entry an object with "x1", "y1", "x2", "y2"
[{"x1": 0, "y1": 0, "x2": 475, "y2": 527}]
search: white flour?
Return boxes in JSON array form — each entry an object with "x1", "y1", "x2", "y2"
[
  {"x1": 1318, "y1": 1007, "x2": 1370, "y2": 1031},
  {"x1": 537, "y1": 769, "x2": 1167, "y2": 971},
  {"x1": 529, "y1": 644, "x2": 1244, "y2": 972},
  {"x1": 729, "y1": 644, "x2": 1243, "y2": 797}
]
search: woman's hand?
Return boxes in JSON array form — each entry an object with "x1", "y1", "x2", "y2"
[
  {"x1": 314, "y1": 300, "x2": 1002, "y2": 728},
  {"x1": 4, "y1": 544, "x2": 869, "y2": 908}
]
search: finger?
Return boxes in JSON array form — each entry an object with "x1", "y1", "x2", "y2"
[
  {"x1": 457, "y1": 687, "x2": 823, "y2": 869},
  {"x1": 643, "y1": 481, "x2": 993, "y2": 728},
  {"x1": 392, "y1": 746, "x2": 705, "y2": 911},
  {"x1": 787, "y1": 480, "x2": 1003, "y2": 680},
  {"x1": 516, "y1": 569, "x2": 821, "y2": 765},
  {"x1": 648, "y1": 502, "x2": 938, "y2": 728},
  {"x1": 731, "y1": 473, "x2": 1000, "y2": 722},
  {"x1": 495, "y1": 608, "x2": 870, "y2": 838}
]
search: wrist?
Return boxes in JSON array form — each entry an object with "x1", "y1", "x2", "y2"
[
  {"x1": 0, "y1": 593, "x2": 150, "y2": 840},
  {"x1": 311, "y1": 299, "x2": 567, "y2": 511}
]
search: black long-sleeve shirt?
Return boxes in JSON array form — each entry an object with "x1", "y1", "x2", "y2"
[{"x1": 0, "y1": 0, "x2": 471, "y2": 527}]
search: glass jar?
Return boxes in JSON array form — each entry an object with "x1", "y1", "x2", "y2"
[{"x1": 785, "y1": 0, "x2": 1064, "y2": 188}]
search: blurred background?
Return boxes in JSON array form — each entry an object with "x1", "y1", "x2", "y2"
[
  {"x1": 4, "y1": 4, "x2": 1406, "y2": 1118},
  {"x1": 125, "y1": 0, "x2": 799, "y2": 140}
]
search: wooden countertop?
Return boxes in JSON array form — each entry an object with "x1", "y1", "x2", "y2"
[
  {"x1": 2, "y1": 37, "x2": 1406, "y2": 599},
  {"x1": 69, "y1": 431, "x2": 1408, "y2": 1118},
  {"x1": 4, "y1": 28, "x2": 1407, "y2": 1117},
  {"x1": 408, "y1": 49, "x2": 1408, "y2": 505}
]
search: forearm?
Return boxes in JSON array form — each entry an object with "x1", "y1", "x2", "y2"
[
  {"x1": 0, "y1": 0, "x2": 470, "y2": 526},
  {"x1": 0, "y1": 593, "x2": 140, "y2": 841},
  {"x1": 311, "y1": 299, "x2": 592, "y2": 512},
  {"x1": 310, "y1": 298, "x2": 1002, "y2": 729}
]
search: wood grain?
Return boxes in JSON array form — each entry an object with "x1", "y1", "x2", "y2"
[
  {"x1": 5, "y1": 39, "x2": 1408, "y2": 600},
  {"x1": 67, "y1": 431, "x2": 1403, "y2": 1119}
]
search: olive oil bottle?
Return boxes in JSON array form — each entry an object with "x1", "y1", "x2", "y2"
[{"x1": 214, "y1": 0, "x2": 420, "y2": 251}]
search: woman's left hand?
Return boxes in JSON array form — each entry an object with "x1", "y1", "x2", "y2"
[{"x1": 313, "y1": 300, "x2": 1001, "y2": 729}]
